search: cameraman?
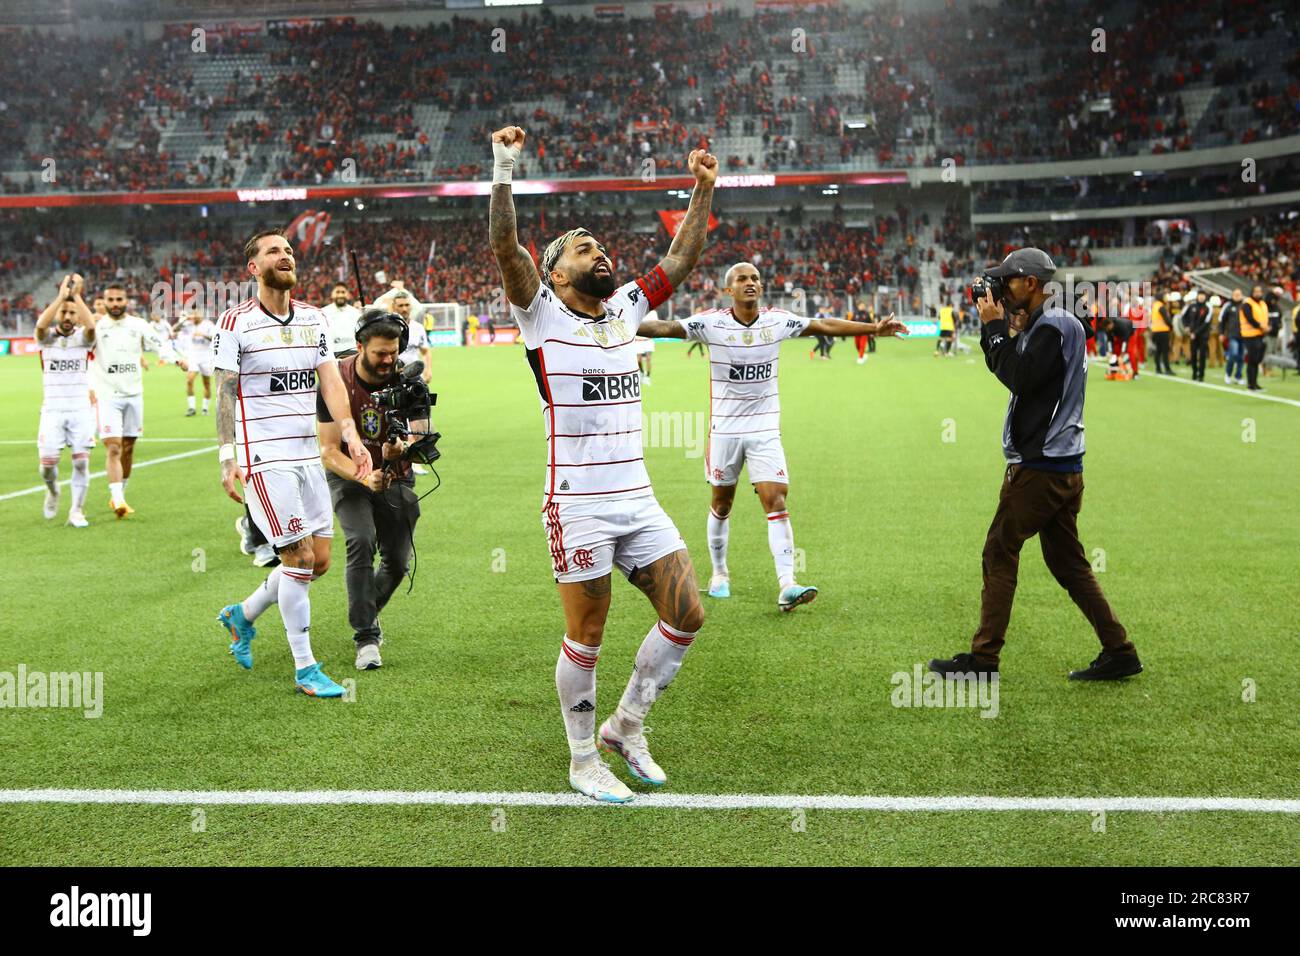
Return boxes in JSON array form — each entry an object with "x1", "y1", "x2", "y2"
[
  {"x1": 316, "y1": 309, "x2": 428, "y2": 671},
  {"x1": 930, "y1": 248, "x2": 1142, "y2": 682}
]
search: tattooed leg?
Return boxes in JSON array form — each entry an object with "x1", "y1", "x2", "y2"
[{"x1": 629, "y1": 549, "x2": 705, "y2": 634}]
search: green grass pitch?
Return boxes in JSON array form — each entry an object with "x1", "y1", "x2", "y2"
[{"x1": 0, "y1": 338, "x2": 1297, "y2": 866}]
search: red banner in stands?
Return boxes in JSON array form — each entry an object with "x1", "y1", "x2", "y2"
[
  {"x1": 658, "y1": 209, "x2": 719, "y2": 237},
  {"x1": 0, "y1": 171, "x2": 905, "y2": 209}
]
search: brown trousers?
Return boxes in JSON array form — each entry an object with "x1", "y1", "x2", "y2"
[{"x1": 971, "y1": 465, "x2": 1134, "y2": 664}]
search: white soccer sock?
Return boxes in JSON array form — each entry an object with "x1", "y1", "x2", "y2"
[
  {"x1": 108, "y1": 480, "x2": 124, "y2": 505},
  {"x1": 241, "y1": 566, "x2": 283, "y2": 622},
  {"x1": 767, "y1": 510, "x2": 796, "y2": 587},
  {"x1": 202, "y1": 397, "x2": 210, "y2": 412},
  {"x1": 278, "y1": 567, "x2": 315, "y2": 669},
  {"x1": 707, "y1": 509, "x2": 730, "y2": 576},
  {"x1": 614, "y1": 620, "x2": 696, "y2": 733},
  {"x1": 555, "y1": 636, "x2": 600, "y2": 762},
  {"x1": 40, "y1": 464, "x2": 58, "y2": 493},
  {"x1": 187, "y1": 395, "x2": 196, "y2": 411},
  {"x1": 70, "y1": 456, "x2": 89, "y2": 511}
]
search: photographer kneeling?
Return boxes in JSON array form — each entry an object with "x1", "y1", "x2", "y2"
[
  {"x1": 929, "y1": 248, "x2": 1142, "y2": 682},
  {"x1": 317, "y1": 308, "x2": 432, "y2": 671}
]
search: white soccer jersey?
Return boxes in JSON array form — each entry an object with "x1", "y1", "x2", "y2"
[
  {"x1": 91, "y1": 314, "x2": 166, "y2": 398},
  {"x1": 321, "y1": 302, "x2": 361, "y2": 356},
  {"x1": 679, "y1": 307, "x2": 811, "y2": 438},
  {"x1": 398, "y1": 318, "x2": 426, "y2": 366},
  {"x1": 510, "y1": 267, "x2": 673, "y2": 505},
  {"x1": 39, "y1": 328, "x2": 93, "y2": 411},
  {"x1": 184, "y1": 319, "x2": 216, "y2": 360},
  {"x1": 214, "y1": 297, "x2": 332, "y2": 476},
  {"x1": 150, "y1": 319, "x2": 173, "y2": 345}
]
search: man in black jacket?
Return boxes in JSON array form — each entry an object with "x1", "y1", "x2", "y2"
[
  {"x1": 1180, "y1": 289, "x2": 1211, "y2": 382},
  {"x1": 930, "y1": 248, "x2": 1141, "y2": 681}
]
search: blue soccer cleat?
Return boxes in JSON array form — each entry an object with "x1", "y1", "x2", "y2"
[
  {"x1": 708, "y1": 574, "x2": 731, "y2": 599},
  {"x1": 217, "y1": 603, "x2": 256, "y2": 669},
  {"x1": 295, "y1": 663, "x2": 346, "y2": 698},
  {"x1": 778, "y1": 583, "x2": 818, "y2": 613}
]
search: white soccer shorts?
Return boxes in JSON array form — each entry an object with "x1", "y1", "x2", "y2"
[
  {"x1": 542, "y1": 495, "x2": 686, "y2": 583},
  {"x1": 97, "y1": 395, "x2": 144, "y2": 439},
  {"x1": 705, "y1": 432, "x2": 789, "y2": 486},
  {"x1": 635, "y1": 339, "x2": 655, "y2": 355},
  {"x1": 38, "y1": 408, "x2": 94, "y2": 457},
  {"x1": 244, "y1": 463, "x2": 334, "y2": 550},
  {"x1": 191, "y1": 355, "x2": 215, "y2": 377}
]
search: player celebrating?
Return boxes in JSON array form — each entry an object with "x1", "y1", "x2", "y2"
[
  {"x1": 91, "y1": 284, "x2": 184, "y2": 517},
  {"x1": 149, "y1": 312, "x2": 175, "y2": 367},
  {"x1": 178, "y1": 308, "x2": 216, "y2": 416},
  {"x1": 637, "y1": 262, "x2": 907, "y2": 609},
  {"x1": 489, "y1": 125, "x2": 716, "y2": 803},
  {"x1": 35, "y1": 274, "x2": 96, "y2": 527},
  {"x1": 213, "y1": 229, "x2": 373, "y2": 699}
]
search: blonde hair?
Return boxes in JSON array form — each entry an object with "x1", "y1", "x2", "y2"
[{"x1": 541, "y1": 228, "x2": 593, "y2": 288}]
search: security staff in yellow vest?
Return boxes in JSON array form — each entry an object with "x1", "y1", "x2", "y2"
[
  {"x1": 1150, "y1": 291, "x2": 1173, "y2": 374},
  {"x1": 1167, "y1": 291, "x2": 1187, "y2": 365},
  {"x1": 935, "y1": 301, "x2": 956, "y2": 356},
  {"x1": 1242, "y1": 284, "x2": 1271, "y2": 391}
]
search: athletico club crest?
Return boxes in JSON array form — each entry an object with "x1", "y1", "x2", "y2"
[{"x1": 361, "y1": 407, "x2": 382, "y2": 439}]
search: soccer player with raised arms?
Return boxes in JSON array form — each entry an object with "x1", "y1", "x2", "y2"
[
  {"x1": 638, "y1": 262, "x2": 907, "y2": 609},
  {"x1": 489, "y1": 125, "x2": 717, "y2": 803},
  {"x1": 213, "y1": 229, "x2": 374, "y2": 698}
]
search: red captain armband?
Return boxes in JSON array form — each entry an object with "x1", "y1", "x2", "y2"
[{"x1": 634, "y1": 265, "x2": 674, "y2": 310}]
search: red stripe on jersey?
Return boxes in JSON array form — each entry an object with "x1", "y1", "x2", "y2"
[
  {"x1": 550, "y1": 483, "x2": 651, "y2": 497},
  {"x1": 711, "y1": 427, "x2": 781, "y2": 437},
  {"x1": 548, "y1": 398, "x2": 641, "y2": 409},
  {"x1": 221, "y1": 298, "x2": 257, "y2": 331},
  {"x1": 713, "y1": 409, "x2": 780, "y2": 419},
  {"x1": 537, "y1": 347, "x2": 558, "y2": 505},
  {"x1": 552, "y1": 456, "x2": 644, "y2": 468},
  {"x1": 634, "y1": 265, "x2": 673, "y2": 310},
  {"x1": 545, "y1": 502, "x2": 567, "y2": 573},
  {"x1": 237, "y1": 374, "x2": 254, "y2": 471},
  {"x1": 551, "y1": 428, "x2": 642, "y2": 439},
  {"x1": 541, "y1": 338, "x2": 633, "y2": 351},
  {"x1": 243, "y1": 433, "x2": 318, "y2": 445},
  {"x1": 243, "y1": 454, "x2": 322, "y2": 467}
]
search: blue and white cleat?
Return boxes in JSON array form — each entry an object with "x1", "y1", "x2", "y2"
[
  {"x1": 569, "y1": 756, "x2": 635, "y2": 804},
  {"x1": 708, "y1": 574, "x2": 731, "y2": 599},
  {"x1": 778, "y1": 583, "x2": 818, "y2": 613},
  {"x1": 217, "y1": 603, "x2": 256, "y2": 669},
  {"x1": 599, "y1": 719, "x2": 667, "y2": 787},
  {"x1": 295, "y1": 663, "x2": 346, "y2": 698}
]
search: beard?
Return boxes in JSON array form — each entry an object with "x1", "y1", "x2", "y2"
[
  {"x1": 571, "y1": 266, "x2": 617, "y2": 299},
  {"x1": 359, "y1": 351, "x2": 396, "y2": 382},
  {"x1": 106, "y1": 305, "x2": 125, "y2": 317},
  {"x1": 263, "y1": 267, "x2": 297, "y2": 291}
]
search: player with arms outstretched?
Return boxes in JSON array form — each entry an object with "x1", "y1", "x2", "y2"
[
  {"x1": 213, "y1": 229, "x2": 374, "y2": 698},
  {"x1": 638, "y1": 262, "x2": 907, "y2": 609},
  {"x1": 35, "y1": 274, "x2": 96, "y2": 527},
  {"x1": 490, "y1": 125, "x2": 717, "y2": 803},
  {"x1": 91, "y1": 284, "x2": 186, "y2": 517}
]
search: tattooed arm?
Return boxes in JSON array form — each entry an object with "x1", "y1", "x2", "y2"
[
  {"x1": 489, "y1": 126, "x2": 541, "y2": 308},
  {"x1": 214, "y1": 369, "x2": 244, "y2": 503},
  {"x1": 653, "y1": 149, "x2": 719, "y2": 289}
]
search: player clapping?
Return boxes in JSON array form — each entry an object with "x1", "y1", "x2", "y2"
[{"x1": 34, "y1": 274, "x2": 95, "y2": 527}]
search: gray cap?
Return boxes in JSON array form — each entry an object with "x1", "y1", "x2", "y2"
[{"x1": 986, "y1": 247, "x2": 1057, "y2": 280}]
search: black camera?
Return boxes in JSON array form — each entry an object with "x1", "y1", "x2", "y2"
[
  {"x1": 372, "y1": 360, "x2": 441, "y2": 463},
  {"x1": 969, "y1": 274, "x2": 1006, "y2": 305}
]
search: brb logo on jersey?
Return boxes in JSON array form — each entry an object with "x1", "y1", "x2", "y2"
[
  {"x1": 728, "y1": 362, "x2": 774, "y2": 382},
  {"x1": 581, "y1": 370, "x2": 640, "y2": 401},
  {"x1": 269, "y1": 369, "x2": 317, "y2": 393},
  {"x1": 46, "y1": 358, "x2": 83, "y2": 372},
  {"x1": 104, "y1": 363, "x2": 138, "y2": 374}
]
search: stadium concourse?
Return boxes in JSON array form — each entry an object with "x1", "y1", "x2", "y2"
[{"x1": 0, "y1": 0, "x2": 1297, "y2": 882}]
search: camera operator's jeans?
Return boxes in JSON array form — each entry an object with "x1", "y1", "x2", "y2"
[{"x1": 329, "y1": 475, "x2": 420, "y2": 646}]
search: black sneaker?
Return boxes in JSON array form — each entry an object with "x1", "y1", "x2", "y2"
[
  {"x1": 928, "y1": 652, "x2": 999, "y2": 679},
  {"x1": 1069, "y1": 651, "x2": 1143, "y2": 681}
]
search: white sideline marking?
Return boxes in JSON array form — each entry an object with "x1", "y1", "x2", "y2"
[
  {"x1": 1088, "y1": 358, "x2": 1300, "y2": 408},
  {"x1": 0, "y1": 446, "x2": 216, "y2": 501},
  {"x1": 0, "y1": 438, "x2": 213, "y2": 445},
  {"x1": 1, "y1": 789, "x2": 1297, "y2": 813}
]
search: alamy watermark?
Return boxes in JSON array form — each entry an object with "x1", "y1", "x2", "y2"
[
  {"x1": 0, "y1": 665, "x2": 103, "y2": 718},
  {"x1": 891, "y1": 663, "x2": 999, "y2": 718}
]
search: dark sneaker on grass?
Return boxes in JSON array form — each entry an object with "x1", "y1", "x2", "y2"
[
  {"x1": 928, "y1": 652, "x2": 999, "y2": 679},
  {"x1": 1069, "y1": 651, "x2": 1143, "y2": 681}
]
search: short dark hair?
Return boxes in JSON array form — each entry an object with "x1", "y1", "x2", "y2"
[
  {"x1": 331, "y1": 282, "x2": 350, "y2": 292},
  {"x1": 104, "y1": 283, "x2": 126, "y2": 293},
  {"x1": 355, "y1": 306, "x2": 405, "y2": 346},
  {"x1": 243, "y1": 229, "x2": 289, "y2": 263}
]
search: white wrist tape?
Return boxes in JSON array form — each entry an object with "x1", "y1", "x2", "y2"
[
  {"x1": 218, "y1": 443, "x2": 236, "y2": 463},
  {"x1": 492, "y1": 139, "x2": 522, "y2": 185}
]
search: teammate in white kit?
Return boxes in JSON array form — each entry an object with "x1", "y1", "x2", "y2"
[
  {"x1": 633, "y1": 308, "x2": 657, "y2": 383},
  {"x1": 91, "y1": 284, "x2": 185, "y2": 517},
  {"x1": 34, "y1": 274, "x2": 95, "y2": 527},
  {"x1": 213, "y1": 229, "x2": 373, "y2": 699},
  {"x1": 321, "y1": 283, "x2": 361, "y2": 358},
  {"x1": 177, "y1": 308, "x2": 216, "y2": 416},
  {"x1": 638, "y1": 261, "x2": 907, "y2": 609},
  {"x1": 149, "y1": 313, "x2": 175, "y2": 367},
  {"x1": 490, "y1": 124, "x2": 717, "y2": 804}
]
